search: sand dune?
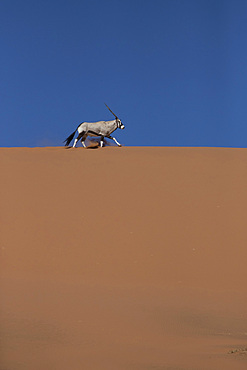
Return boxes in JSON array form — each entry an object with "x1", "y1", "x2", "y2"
[{"x1": 1, "y1": 146, "x2": 247, "y2": 369}]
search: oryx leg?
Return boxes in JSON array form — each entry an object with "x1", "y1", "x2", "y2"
[
  {"x1": 73, "y1": 131, "x2": 85, "y2": 148},
  {"x1": 107, "y1": 135, "x2": 122, "y2": 147},
  {"x1": 72, "y1": 137, "x2": 78, "y2": 148},
  {"x1": 80, "y1": 133, "x2": 88, "y2": 148},
  {"x1": 100, "y1": 136, "x2": 105, "y2": 148}
]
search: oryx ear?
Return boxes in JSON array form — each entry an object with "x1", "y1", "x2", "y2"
[{"x1": 104, "y1": 103, "x2": 118, "y2": 119}]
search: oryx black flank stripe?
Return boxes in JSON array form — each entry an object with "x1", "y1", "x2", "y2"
[{"x1": 88, "y1": 130, "x2": 101, "y2": 136}]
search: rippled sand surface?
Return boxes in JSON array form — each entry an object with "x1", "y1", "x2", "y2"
[{"x1": 1, "y1": 146, "x2": 247, "y2": 369}]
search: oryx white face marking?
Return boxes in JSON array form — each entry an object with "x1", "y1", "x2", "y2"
[{"x1": 117, "y1": 119, "x2": 125, "y2": 130}]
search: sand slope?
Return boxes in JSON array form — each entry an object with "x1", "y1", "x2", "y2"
[{"x1": 1, "y1": 146, "x2": 247, "y2": 369}]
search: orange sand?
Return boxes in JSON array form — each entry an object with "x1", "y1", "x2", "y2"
[{"x1": 1, "y1": 146, "x2": 247, "y2": 369}]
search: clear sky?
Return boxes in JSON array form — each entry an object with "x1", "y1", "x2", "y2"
[{"x1": 1, "y1": 0, "x2": 247, "y2": 147}]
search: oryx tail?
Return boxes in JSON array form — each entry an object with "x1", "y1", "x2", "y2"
[{"x1": 64, "y1": 129, "x2": 77, "y2": 146}]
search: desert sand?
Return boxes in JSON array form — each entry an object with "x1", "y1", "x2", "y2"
[{"x1": 1, "y1": 146, "x2": 247, "y2": 370}]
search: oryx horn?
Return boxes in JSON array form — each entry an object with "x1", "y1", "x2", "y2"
[{"x1": 104, "y1": 103, "x2": 118, "y2": 118}]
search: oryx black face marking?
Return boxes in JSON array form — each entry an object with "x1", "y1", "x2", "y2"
[{"x1": 64, "y1": 104, "x2": 125, "y2": 148}]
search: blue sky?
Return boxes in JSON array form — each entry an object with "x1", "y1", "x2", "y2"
[{"x1": 1, "y1": 0, "x2": 247, "y2": 147}]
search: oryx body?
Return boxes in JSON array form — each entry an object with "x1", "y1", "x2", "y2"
[{"x1": 64, "y1": 104, "x2": 125, "y2": 148}]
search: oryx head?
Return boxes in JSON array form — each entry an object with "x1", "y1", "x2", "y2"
[{"x1": 105, "y1": 103, "x2": 125, "y2": 129}]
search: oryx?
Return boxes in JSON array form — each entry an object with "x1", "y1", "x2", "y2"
[{"x1": 64, "y1": 104, "x2": 125, "y2": 148}]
